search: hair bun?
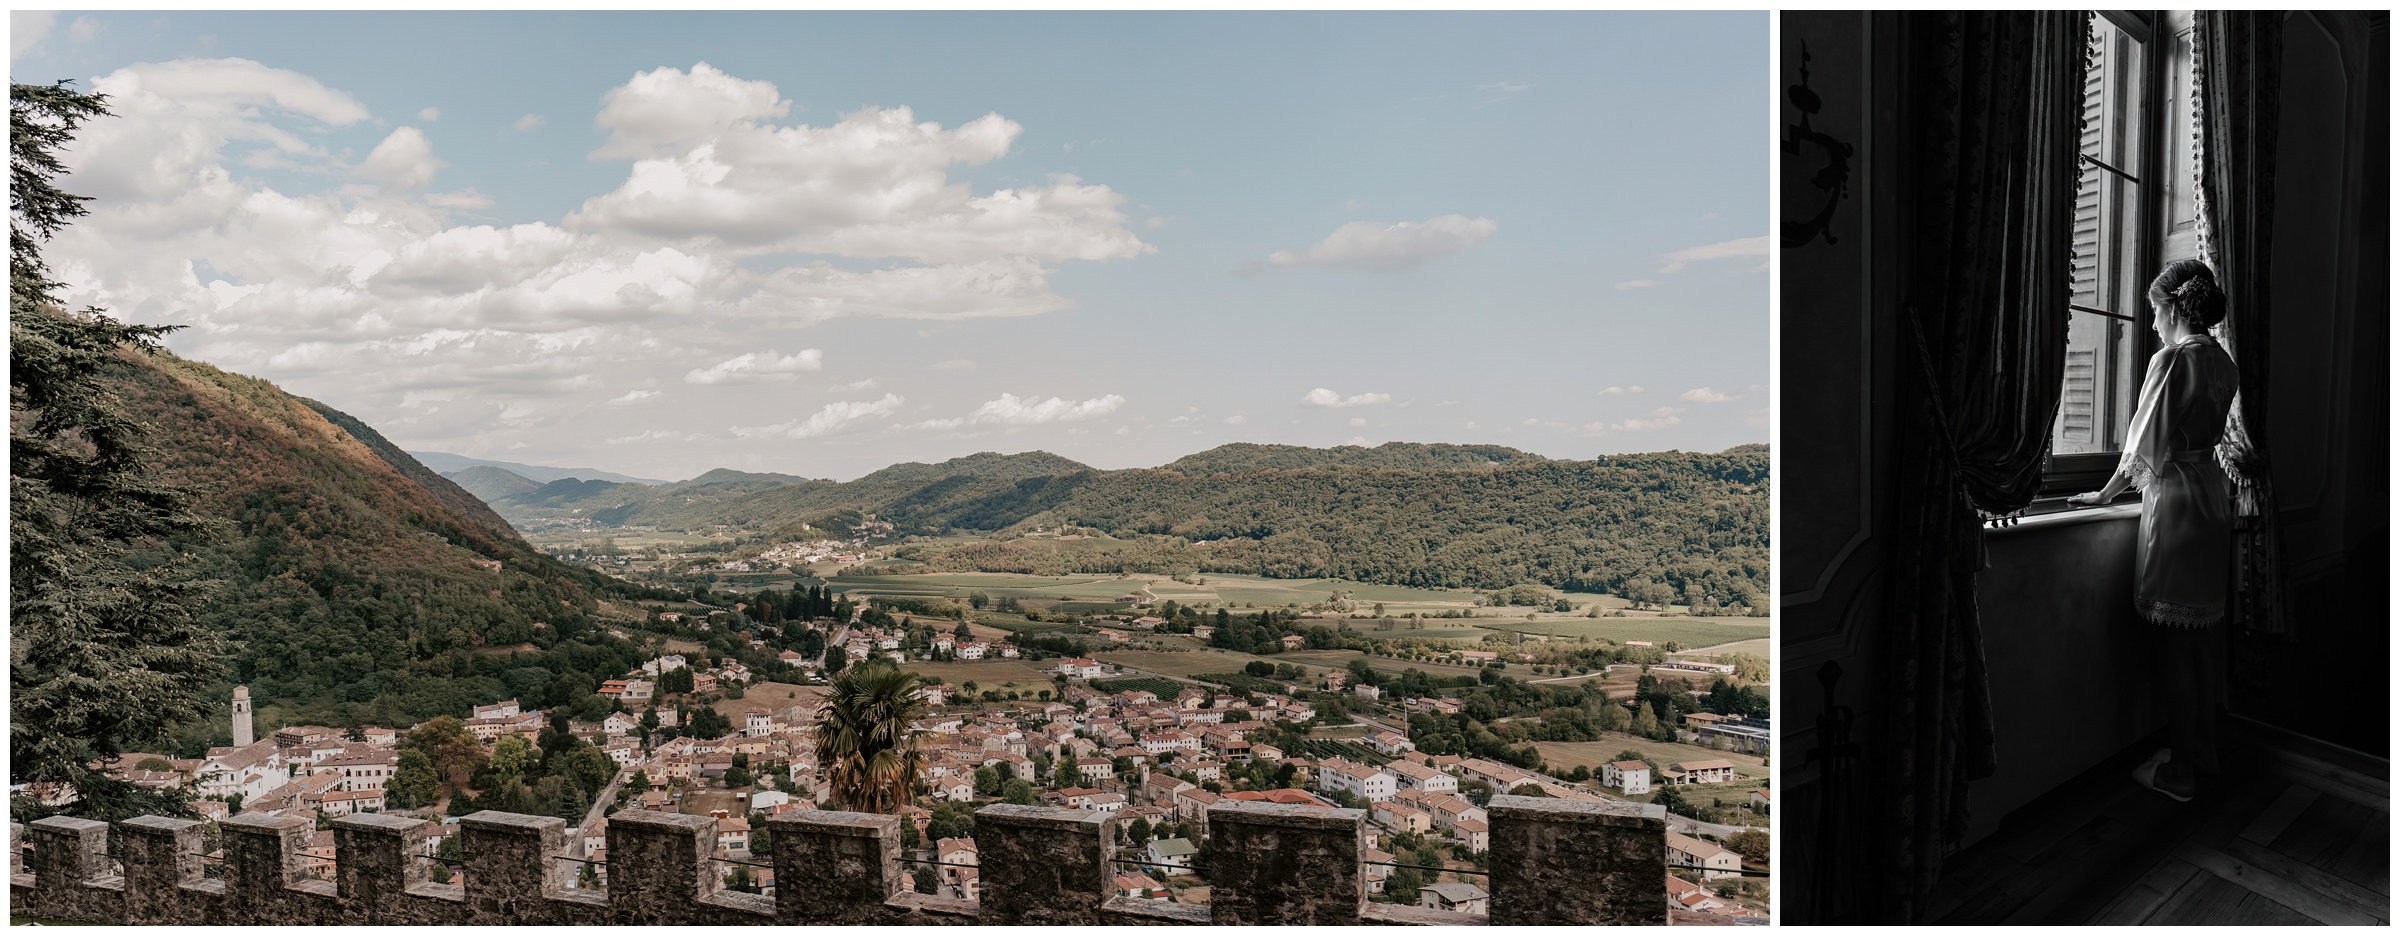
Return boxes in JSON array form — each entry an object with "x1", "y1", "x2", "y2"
[
  {"x1": 2147, "y1": 258, "x2": 2226, "y2": 328},
  {"x1": 2175, "y1": 274, "x2": 2226, "y2": 327}
]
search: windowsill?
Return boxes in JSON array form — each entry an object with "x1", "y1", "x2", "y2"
[{"x1": 1986, "y1": 498, "x2": 2142, "y2": 539}]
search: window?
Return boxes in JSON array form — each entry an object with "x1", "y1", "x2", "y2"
[{"x1": 2044, "y1": 11, "x2": 2196, "y2": 493}]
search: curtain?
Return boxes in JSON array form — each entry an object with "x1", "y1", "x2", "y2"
[
  {"x1": 1872, "y1": 11, "x2": 2085, "y2": 923},
  {"x1": 2194, "y1": 11, "x2": 2293, "y2": 638}
]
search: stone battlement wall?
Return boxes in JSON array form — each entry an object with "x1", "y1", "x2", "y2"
[{"x1": 10, "y1": 795, "x2": 1665, "y2": 926}]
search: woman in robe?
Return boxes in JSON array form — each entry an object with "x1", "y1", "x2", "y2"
[{"x1": 2067, "y1": 259, "x2": 2241, "y2": 802}]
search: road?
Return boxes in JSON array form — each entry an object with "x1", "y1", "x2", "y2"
[
  {"x1": 1528, "y1": 662, "x2": 1643, "y2": 685},
  {"x1": 579, "y1": 768, "x2": 630, "y2": 849}
]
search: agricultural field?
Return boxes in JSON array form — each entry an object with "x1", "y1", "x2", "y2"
[
  {"x1": 898, "y1": 659, "x2": 1058, "y2": 690},
  {"x1": 826, "y1": 572, "x2": 1149, "y2": 602},
  {"x1": 704, "y1": 681, "x2": 826, "y2": 721},
  {"x1": 1473, "y1": 616, "x2": 1771, "y2": 650},
  {"x1": 813, "y1": 570, "x2": 1655, "y2": 624},
  {"x1": 1691, "y1": 638, "x2": 1772, "y2": 657},
  {"x1": 1277, "y1": 649, "x2": 1489, "y2": 679},
  {"x1": 1094, "y1": 648, "x2": 1300, "y2": 680},
  {"x1": 1355, "y1": 626, "x2": 1494, "y2": 642}
]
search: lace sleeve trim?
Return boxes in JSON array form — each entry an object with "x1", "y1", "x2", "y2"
[{"x1": 2118, "y1": 448, "x2": 2154, "y2": 492}]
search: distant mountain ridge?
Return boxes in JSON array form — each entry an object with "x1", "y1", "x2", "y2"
[
  {"x1": 412, "y1": 451, "x2": 669, "y2": 486},
  {"x1": 1159, "y1": 441, "x2": 1547, "y2": 475},
  {"x1": 460, "y1": 440, "x2": 1768, "y2": 604}
]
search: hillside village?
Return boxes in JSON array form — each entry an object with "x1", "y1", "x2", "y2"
[{"x1": 48, "y1": 580, "x2": 1769, "y2": 922}]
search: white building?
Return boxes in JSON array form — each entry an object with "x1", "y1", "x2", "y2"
[
  {"x1": 1601, "y1": 760, "x2": 1652, "y2": 794},
  {"x1": 643, "y1": 655, "x2": 688, "y2": 676},
  {"x1": 1666, "y1": 831, "x2": 1743, "y2": 880},
  {"x1": 1420, "y1": 882, "x2": 1490, "y2": 915},
  {"x1": 1384, "y1": 760, "x2": 1458, "y2": 794},
  {"x1": 1316, "y1": 761, "x2": 1398, "y2": 802},
  {"x1": 1051, "y1": 658, "x2": 1111, "y2": 680}
]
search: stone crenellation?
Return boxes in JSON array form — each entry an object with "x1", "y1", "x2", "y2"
[{"x1": 11, "y1": 796, "x2": 1667, "y2": 926}]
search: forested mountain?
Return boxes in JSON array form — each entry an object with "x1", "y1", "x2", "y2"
[
  {"x1": 1159, "y1": 441, "x2": 1546, "y2": 474},
  {"x1": 444, "y1": 464, "x2": 542, "y2": 503},
  {"x1": 111, "y1": 348, "x2": 653, "y2": 747},
  {"x1": 411, "y1": 451, "x2": 668, "y2": 485},
  {"x1": 907, "y1": 450, "x2": 1770, "y2": 606},
  {"x1": 469, "y1": 442, "x2": 1770, "y2": 608}
]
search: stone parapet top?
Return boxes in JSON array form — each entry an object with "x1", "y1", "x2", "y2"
[{"x1": 12, "y1": 794, "x2": 1666, "y2": 926}]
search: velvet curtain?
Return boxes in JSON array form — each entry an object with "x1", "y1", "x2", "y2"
[
  {"x1": 2194, "y1": 11, "x2": 2294, "y2": 638},
  {"x1": 1873, "y1": 11, "x2": 2085, "y2": 923}
]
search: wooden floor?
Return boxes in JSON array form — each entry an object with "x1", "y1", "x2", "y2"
[{"x1": 1927, "y1": 721, "x2": 2389, "y2": 926}]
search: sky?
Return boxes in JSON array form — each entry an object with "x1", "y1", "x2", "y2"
[{"x1": 12, "y1": 10, "x2": 1769, "y2": 482}]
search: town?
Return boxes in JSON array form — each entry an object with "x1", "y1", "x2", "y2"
[{"x1": 39, "y1": 579, "x2": 1770, "y2": 924}]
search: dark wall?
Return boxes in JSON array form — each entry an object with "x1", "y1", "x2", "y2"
[
  {"x1": 2239, "y1": 11, "x2": 2389, "y2": 752},
  {"x1": 1776, "y1": 11, "x2": 1898, "y2": 923},
  {"x1": 1775, "y1": 10, "x2": 2389, "y2": 922}
]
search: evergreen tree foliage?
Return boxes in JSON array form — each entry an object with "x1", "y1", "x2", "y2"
[{"x1": 9, "y1": 80, "x2": 228, "y2": 821}]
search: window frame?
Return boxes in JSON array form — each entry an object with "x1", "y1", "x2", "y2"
[{"x1": 2039, "y1": 10, "x2": 2177, "y2": 498}]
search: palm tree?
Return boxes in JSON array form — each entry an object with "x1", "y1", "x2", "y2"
[{"x1": 814, "y1": 662, "x2": 927, "y2": 813}]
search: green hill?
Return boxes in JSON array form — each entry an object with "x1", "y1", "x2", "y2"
[
  {"x1": 463, "y1": 438, "x2": 1769, "y2": 607},
  {"x1": 410, "y1": 450, "x2": 669, "y2": 485},
  {"x1": 1159, "y1": 441, "x2": 1547, "y2": 474},
  {"x1": 444, "y1": 464, "x2": 541, "y2": 503},
  {"x1": 112, "y1": 348, "x2": 653, "y2": 746}
]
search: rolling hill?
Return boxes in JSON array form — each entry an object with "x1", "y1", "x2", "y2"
[
  {"x1": 466, "y1": 441, "x2": 1770, "y2": 607},
  {"x1": 411, "y1": 451, "x2": 669, "y2": 485},
  {"x1": 444, "y1": 464, "x2": 543, "y2": 503},
  {"x1": 108, "y1": 348, "x2": 654, "y2": 746}
]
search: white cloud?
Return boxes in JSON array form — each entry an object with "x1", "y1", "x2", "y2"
[
  {"x1": 422, "y1": 190, "x2": 493, "y2": 211},
  {"x1": 1267, "y1": 214, "x2": 1496, "y2": 272},
  {"x1": 1301, "y1": 387, "x2": 1391, "y2": 409},
  {"x1": 1679, "y1": 387, "x2": 1739, "y2": 403},
  {"x1": 1612, "y1": 405, "x2": 1687, "y2": 431},
  {"x1": 1222, "y1": 413, "x2": 1247, "y2": 425},
  {"x1": 684, "y1": 349, "x2": 824, "y2": 384},
  {"x1": 67, "y1": 16, "x2": 100, "y2": 43},
  {"x1": 1657, "y1": 236, "x2": 1768, "y2": 274},
  {"x1": 514, "y1": 113, "x2": 544, "y2": 132},
  {"x1": 964, "y1": 392, "x2": 1124, "y2": 425},
  {"x1": 570, "y1": 68, "x2": 1151, "y2": 265},
  {"x1": 593, "y1": 62, "x2": 789, "y2": 159},
  {"x1": 730, "y1": 394, "x2": 903, "y2": 440},
  {"x1": 831, "y1": 378, "x2": 880, "y2": 392},
  {"x1": 1347, "y1": 417, "x2": 1367, "y2": 427},
  {"x1": 12, "y1": 11, "x2": 56, "y2": 57},
  {"x1": 36, "y1": 58, "x2": 1148, "y2": 464},
  {"x1": 605, "y1": 428, "x2": 699, "y2": 444},
  {"x1": 359, "y1": 127, "x2": 443, "y2": 192},
  {"x1": 418, "y1": 106, "x2": 441, "y2": 122},
  {"x1": 1613, "y1": 279, "x2": 1660, "y2": 290},
  {"x1": 1598, "y1": 385, "x2": 1645, "y2": 396},
  {"x1": 607, "y1": 389, "x2": 660, "y2": 406}
]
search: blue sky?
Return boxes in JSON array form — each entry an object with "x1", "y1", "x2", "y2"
[{"x1": 13, "y1": 11, "x2": 1767, "y2": 481}]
